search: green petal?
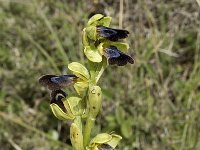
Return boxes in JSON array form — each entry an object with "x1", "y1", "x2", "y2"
[
  {"x1": 84, "y1": 46, "x2": 102, "y2": 62},
  {"x1": 50, "y1": 103, "x2": 74, "y2": 120},
  {"x1": 106, "y1": 134, "x2": 122, "y2": 148},
  {"x1": 68, "y1": 62, "x2": 90, "y2": 80},
  {"x1": 74, "y1": 81, "x2": 89, "y2": 96},
  {"x1": 90, "y1": 133, "x2": 112, "y2": 144},
  {"x1": 87, "y1": 14, "x2": 104, "y2": 26},
  {"x1": 97, "y1": 43, "x2": 104, "y2": 55},
  {"x1": 85, "y1": 26, "x2": 97, "y2": 40},
  {"x1": 110, "y1": 42, "x2": 129, "y2": 52}
]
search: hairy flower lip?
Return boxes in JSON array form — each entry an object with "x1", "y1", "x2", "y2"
[
  {"x1": 104, "y1": 46, "x2": 134, "y2": 66},
  {"x1": 39, "y1": 74, "x2": 78, "y2": 90},
  {"x1": 97, "y1": 26, "x2": 129, "y2": 41},
  {"x1": 50, "y1": 89, "x2": 67, "y2": 112}
]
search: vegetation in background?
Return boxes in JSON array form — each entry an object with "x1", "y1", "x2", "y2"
[{"x1": 0, "y1": 0, "x2": 200, "y2": 149}]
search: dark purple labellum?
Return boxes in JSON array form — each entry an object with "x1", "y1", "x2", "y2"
[
  {"x1": 104, "y1": 46, "x2": 134, "y2": 66},
  {"x1": 97, "y1": 26, "x2": 129, "y2": 41},
  {"x1": 50, "y1": 89, "x2": 67, "y2": 112},
  {"x1": 98, "y1": 144, "x2": 114, "y2": 150},
  {"x1": 39, "y1": 74, "x2": 78, "y2": 90}
]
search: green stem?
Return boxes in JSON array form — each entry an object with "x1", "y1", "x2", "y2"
[
  {"x1": 83, "y1": 116, "x2": 95, "y2": 147},
  {"x1": 96, "y1": 59, "x2": 107, "y2": 83}
]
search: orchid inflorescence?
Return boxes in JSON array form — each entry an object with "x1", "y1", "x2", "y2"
[{"x1": 39, "y1": 14, "x2": 134, "y2": 150}]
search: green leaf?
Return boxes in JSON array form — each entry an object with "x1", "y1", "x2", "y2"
[
  {"x1": 68, "y1": 62, "x2": 90, "y2": 80},
  {"x1": 87, "y1": 14, "x2": 104, "y2": 26},
  {"x1": 115, "y1": 106, "x2": 125, "y2": 124},
  {"x1": 105, "y1": 115, "x2": 115, "y2": 122},
  {"x1": 110, "y1": 42, "x2": 129, "y2": 52},
  {"x1": 50, "y1": 103, "x2": 74, "y2": 120},
  {"x1": 85, "y1": 26, "x2": 97, "y2": 40},
  {"x1": 121, "y1": 120, "x2": 132, "y2": 138},
  {"x1": 102, "y1": 88, "x2": 113, "y2": 100},
  {"x1": 195, "y1": 93, "x2": 200, "y2": 103},
  {"x1": 90, "y1": 133, "x2": 112, "y2": 144},
  {"x1": 74, "y1": 81, "x2": 89, "y2": 96},
  {"x1": 84, "y1": 46, "x2": 102, "y2": 62}
]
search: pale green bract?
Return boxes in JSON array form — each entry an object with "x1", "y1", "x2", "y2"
[
  {"x1": 84, "y1": 46, "x2": 102, "y2": 62},
  {"x1": 68, "y1": 62, "x2": 90, "y2": 80}
]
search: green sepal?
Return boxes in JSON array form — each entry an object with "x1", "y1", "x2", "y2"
[
  {"x1": 97, "y1": 16, "x2": 112, "y2": 27},
  {"x1": 89, "y1": 133, "x2": 122, "y2": 149},
  {"x1": 68, "y1": 62, "x2": 90, "y2": 80},
  {"x1": 90, "y1": 133, "x2": 112, "y2": 144},
  {"x1": 70, "y1": 123, "x2": 84, "y2": 150},
  {"x1": 82, "y1": 28, "x2": 89, "y2": 46},
  {"x1": 64, "y1": 97, "x2": 85, "y2": 116},
  {"x1": 62, "y1": 98, "x2": 76, "y2": 118},
  {"x1": 74, "y1": 81, "x2": 89, "y2": 96},
  {"x1": 87, "y1": 14, "x2": 104, "y2": 26},
  {"x1": 84, "y1": 46, "x2": 102, "y2": 62},
  {"x1": 85, "y1": 26, "x2": 97, "y2": 41},
  {"x1": 88, "y1": 85, "x2": 102, "y2": 118},
  {"x1": 50, "y1": 103, "x2": 75, "y2": 120},
  {"x1": 110, "y1": 42, "x2": 129, "y2": 52},
  {"x1": 105, "y1": 134, "x2": 122, "y2": 148}
]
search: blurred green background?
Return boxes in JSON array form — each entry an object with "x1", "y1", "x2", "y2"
[{"x1": 0, "y1": 0, "x2": 200, "y2": 149}]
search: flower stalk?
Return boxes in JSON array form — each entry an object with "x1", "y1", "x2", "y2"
[{"x1": 39, "y1": 14, "x2": 134, "y2": 150}]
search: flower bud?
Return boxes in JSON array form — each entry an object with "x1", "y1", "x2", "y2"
[
  {"x1": 70, "y1": 123, "x2": 84, "y2": 150},
  {"x1": 87, "y1": 14, "x2": 104, "y2": 26},
  {"x1": 88, "y1": 133, "x2": 122, "y2": 150},
  {"x1": 88, "y1": 86, "x2": 102, "y2": 118}
]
